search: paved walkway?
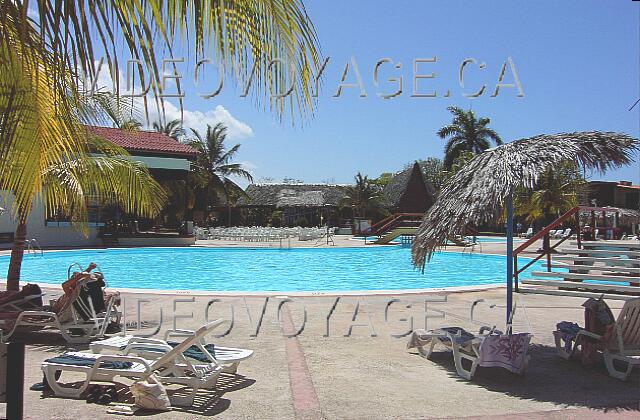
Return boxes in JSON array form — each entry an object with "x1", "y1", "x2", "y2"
[{"x1": 3, "y1": 288, "x2": 637, "y2": 419}]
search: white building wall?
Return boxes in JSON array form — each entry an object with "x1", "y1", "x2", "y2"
[{"x1": 0, "y1": 192, "x2": 101, "y2": 248}]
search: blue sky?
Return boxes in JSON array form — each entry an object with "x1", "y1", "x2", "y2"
[{"x1": 97, "y1": 1, "x2": 640, "y2": 187}]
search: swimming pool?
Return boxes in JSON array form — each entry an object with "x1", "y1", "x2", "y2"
[{"x1": 0, "y1": 247, "x2": 541, "y2": 292}]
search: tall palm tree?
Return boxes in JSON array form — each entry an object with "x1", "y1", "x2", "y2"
[
  {"x1": 153, "y1": 119, "x2": 185, "y2": 140},
  {"x1": 1, "y1": 1, "x2": 320, "y2": 288},
  {"x1": 188, "y1": 124, "x2": 253, "y2": 224},
  {"x1": 438, "y1": 106, "x2": 502, "y2": 169},
  {"x1": 0, "y1": 44, "x2": 166, "y2": 291},
  {"x1": 342, "y1": 173, "x2": 384, "y2": 220}
]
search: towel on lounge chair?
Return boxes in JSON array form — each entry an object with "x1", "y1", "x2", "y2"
[
  {"x1": 477, "y1": 333, "x2": 531, "y2": 374},
  {"x1": 111, "y1": 342, "x2": 218, "y2": 363},
  {"x1": 44, "y1": 353, "x2": 133, "y2": 370},
  {"x1": 176, "y1": 343, "x2": 217, "y2": 362}
]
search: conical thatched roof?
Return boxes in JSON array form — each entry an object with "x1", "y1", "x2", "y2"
[
  {"x1": 412, "y1": 131, "x2": 639, "y2": 269},
  {"x1": 383, "y1": 162, "x2": 436, "y2": 207}
]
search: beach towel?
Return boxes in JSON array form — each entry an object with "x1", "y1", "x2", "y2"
[{"x1": 477, "y1": 333, "x2": 531, "y2": 374}]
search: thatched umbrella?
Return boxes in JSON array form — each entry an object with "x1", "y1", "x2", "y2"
[{"x1": 411, "y1": 131, "x2": 639, "y2": 321}]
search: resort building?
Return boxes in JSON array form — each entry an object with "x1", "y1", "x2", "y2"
[
  {"x1": 382, "y1": 162, "x2": 436, "y2": 214},
  {"x1": 582, "y1": 180, "x2": 640, "y2": 235},
  {"x1": 587, "y1": 180, "x2": 640, "y2": 209},
  {"x1": 0, "y1": 126, "x2": 197, "y2": 248},
  {"x1": 237, "y1": 183, "x2": 349, "y2": 226}
]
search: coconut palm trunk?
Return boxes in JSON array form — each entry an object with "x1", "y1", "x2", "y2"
[{"x1": 6, "y1": 212, "x2": 27, "y2": 291}]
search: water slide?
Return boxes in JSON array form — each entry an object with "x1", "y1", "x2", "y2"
[{"x1": 374, "y1": 227, "x2": 418, "y2": 244}]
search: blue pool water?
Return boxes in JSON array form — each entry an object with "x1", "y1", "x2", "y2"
[{"x1": 0, "y1": 247, "x2": 542, "y2": 292}]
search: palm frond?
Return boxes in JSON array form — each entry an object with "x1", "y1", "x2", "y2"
[{"x1": 3, "y1": 1, "x2": 322, "y2": 122}]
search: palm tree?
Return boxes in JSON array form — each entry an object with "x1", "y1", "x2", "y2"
[
  {"x1": 1, "y1": 1, "x2": 321, "y2": 124},
  {"x1": 342, "y1": 173, "x2": 384, "y2": 220},
  {"x1": 188, "y1": 124, "x2": 253, "y2": 225},
  {"x1": 0, "y1": 45, "x2": 166, "y2": 291},
  {"x1": 153, "y1": 119, "x2": 185, "y2": 140},
  {"x1": 438, "y1": 106, "x2": 502, "y2": 169},
  {"x1": 514, "y1": 163, "x2": 585, "y2": 225},
  {"x1": 1, "y1": 1, "x2": 320, "y2": 288}
]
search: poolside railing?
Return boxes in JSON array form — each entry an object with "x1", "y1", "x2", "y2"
[
  {"x1": 358, "y1": 213, "x2": 424, "y2": 238},
  {"x1": 512, "y1": 206, "x2": 581, "y2": 291}
]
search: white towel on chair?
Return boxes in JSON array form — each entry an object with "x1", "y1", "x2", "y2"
[{"x1": 477, "y1": 333, "x2": 531, "y2": 374}]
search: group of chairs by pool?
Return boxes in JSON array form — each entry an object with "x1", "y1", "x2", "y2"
[
  {"x1": 195, "y1": 226, "x2": 335, "y2": 243},
  {"x1": 408, "y1": 296, "x2": 640, "y2": 382},
  {"x1": 0, "y1": 262, "x2": 254, "y2": 412},
  {"x1": 521, "y1": 227, "x2": 573, "y2": 239}
]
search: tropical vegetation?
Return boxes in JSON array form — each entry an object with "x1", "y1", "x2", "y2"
[
  {"x1": 153, "y1": 119, "x2": 186, "y2": 141},
  {"x1": 342, "y1": 173, "x2": 384, "y2": 220},
  {"x1": 0, "y1": 1, "x2": 320, "y2": 289},
  {"x1": 0, "y1": 50, "x2": 166, "y2": 291},
  {"x1": 514, "y1": 162, "x2": 585, "y2": 225},
  {"x1": 438, "y1": 106, "x2": 502, "y2": 168},
  {"x1": 188, "y1": 123, "x2": 254, "y2": 225}
]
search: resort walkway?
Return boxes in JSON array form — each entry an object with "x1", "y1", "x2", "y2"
[{"x1": 9, "y1": 287, "x2": 638, "y2": 419}]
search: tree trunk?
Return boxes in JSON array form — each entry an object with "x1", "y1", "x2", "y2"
[{"x1": 6, "y1": 216, "x2": 27, "y2": 291}]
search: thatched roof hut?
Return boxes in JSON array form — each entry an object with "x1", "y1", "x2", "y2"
[
  {"x1": 383, "y1": 162, "x2": 436, "y2": 213},
  {"x1": 237, "y1": 183, "x2": 349, "y2": 208},
  {"x1": 412, "y1": 131, "x2": 639, "y2": 269}
]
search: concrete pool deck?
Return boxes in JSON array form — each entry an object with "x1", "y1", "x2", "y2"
[
  {"x1": 5, "y1": 288, "x2": 638, "y2": 419},
  {"x1": 1, "y1": 236, "x2": 638, "y2": 418}
]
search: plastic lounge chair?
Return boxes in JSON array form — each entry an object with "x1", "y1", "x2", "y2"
[
  {"x1": 41, "y1": 320, "x2": 225, "y2": 406},
  {"x1": 90, "y1": 326, "x2": 253, "y2": 374},
  {"x1": 554, "y1": 297, "x2": 640, "y2": 381},
  {"x1": 1, "y1": 270, "x2": 119, "y2": 343},
  {"x1": 0, "y1": 284, "x2": 44, "y2": 312},
  {"x1": 523, "y1": 227, "x2": 533, "y2": 238},
  {"x1": 1, "y1": 293, "x2": 118, "y2": 344},
  {"x1": 407, "y1": 326, "x2": 532, "y2": 380}
]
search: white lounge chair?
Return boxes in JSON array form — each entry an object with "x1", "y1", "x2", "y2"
[
  {"x1": 407, "y1": 326, "x2": 532, "y2": 380},
  {"x1": 1, "y1": 294, "x2": 118, "y2": 344},
  {"x1": 90, "y1": 327, "x2": 253, "y2": 374},
  {"x1": 523, "y1": 227, "x2": 533, "y2": 238},
  {"x1": 41, "y1": 320, "x2": 225, "y2": 406},
  {"x1": 553, "y1": 228, "x2": 571, "y2": 239},
  {"x1": 554, "y1": 298, "x2": 640, "y2": 381}
]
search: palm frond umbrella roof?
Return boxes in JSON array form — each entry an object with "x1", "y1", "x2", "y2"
[{"x1": 412, "y1": 131, "x2": 639, "y2": 269}]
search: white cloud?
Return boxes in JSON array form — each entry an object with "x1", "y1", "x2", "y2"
[
  {"x1": 160, "y1": 102, "x2": 254, "y2": 140},
  {"x1": 91, "y1": 63, "x2": 254, "y2": 140}
]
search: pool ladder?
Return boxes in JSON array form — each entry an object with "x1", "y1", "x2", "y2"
[{"x1": 25, "y1": 238, "x2": 43, "y2": 257}]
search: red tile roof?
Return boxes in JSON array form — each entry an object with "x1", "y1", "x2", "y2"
[{"x1": 85, "y1": 125, "x2": 197, "y2": 158}]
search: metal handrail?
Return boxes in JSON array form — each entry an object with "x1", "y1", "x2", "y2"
[
  {"x1": 512, "y1": 206, "x2": 581, "y2": 291},
  {"x1": 25, "y1": 239, "x2": 43, "y2": 257}
]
